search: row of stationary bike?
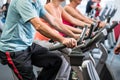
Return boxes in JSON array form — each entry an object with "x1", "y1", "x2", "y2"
[
  {"x1": 49, "y1": 20, "x2": 119, "y2": 80},
  {"x1": 0, "y1": 5, "x2": 118, "y2": 80},
  {"x1": 48, "y1": 6, "x2": 118, "y2": 80}
]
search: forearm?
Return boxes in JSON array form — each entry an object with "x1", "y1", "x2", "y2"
[
  {"x1": 81, "y1": 17, "x2": 93, "y2": 24},
  {"x1": 66, "y1": 25, "x2": 82, "y2": 34},
  {"x1": 62, "y1": 10, "x2": 85, "y2": 28},
  {"x1": 37, "y1": 25, "x2": 64, "y2": 42},
  {"x1": 56, "y1": 21, "x2": 76, "y2": 38},
  {"x1": 64, "y1": 15, "x2": 90, "y2": 28},
  {"x1": 81, "y1": 15, "x2": 94, "y2": 24},
  {"x1": 49, "y1": 17, "x2": 77, "y2": 38},
  {"x1": 74, "y1": 12, "x2": 93, "y2": 24},
  {"x1": 73, "y1": 19, "x2": 91, "y2": 28},
  {"x1": 30, "y1": 17, "x2": 64, "y2": 42}
]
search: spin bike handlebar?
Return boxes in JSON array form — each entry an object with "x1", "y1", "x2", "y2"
[
  {"x1": 84, "y1": 21, "x2": 101, "y2": 40},
  {"x1": 80, "y1": 21, "x2": 118, "y2": 52},
  {"x1": 49, "y1": 25, "x2": 88, "y2": 51},
  {"x1": 49, "y1": 22, "x2": 118, "y2": 52}
]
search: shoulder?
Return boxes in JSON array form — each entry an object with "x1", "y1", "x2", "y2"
[
  {"x1": 16, "y1": 0, "x2": 31, "y2": 6},
  {"x1": 64, "y1": 5, "x2": 75, "y2": 12},
  {"x1": 15, "y1": 0, "x2": 35, "y2": 11},
  {"x1": 44, "y1": 3, "x2": 52, "y2": 10},
  {"x1": 64, "y1": 5, "x2": 71, "y2": 11}
]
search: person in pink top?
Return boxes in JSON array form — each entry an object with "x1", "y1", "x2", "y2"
[
  {"x1": 44, "y1": 0, "x2": 91, "y2": 37},
  {"x1": 35, "y1": 0, "x2": 90, "y2": 41},
  {"x1": 64, "y1": 0, "x2": 106, "y2": 28}
]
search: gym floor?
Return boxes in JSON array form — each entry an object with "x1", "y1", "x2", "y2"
[{"x1": 106, "y1": 49, "x2": 120, "y2": 80}]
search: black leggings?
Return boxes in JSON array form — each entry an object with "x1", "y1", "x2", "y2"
[{"x1": 0, "y1": 43, "x2": 62, "y2": 80}]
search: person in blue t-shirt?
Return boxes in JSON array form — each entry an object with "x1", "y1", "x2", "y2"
[{"x1": 0, "y1": 0, "x2": 77, "y2": 80}]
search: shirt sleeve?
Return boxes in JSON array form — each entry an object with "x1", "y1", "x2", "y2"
[
  {"x1": 16, "y1": 0, "x2": 38, "y2": 23},
  {"x1": 39, "y1": 6, "x2": 47, "y2": 18}
]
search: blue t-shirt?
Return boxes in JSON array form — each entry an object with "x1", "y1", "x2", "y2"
[{"x1": 0, "y1": 0, "x2": 47, "y2": 52}]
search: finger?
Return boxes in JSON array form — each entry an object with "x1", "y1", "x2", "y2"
[{"x1": 72, "y1": 39, "x2": 77, "y2": 47}]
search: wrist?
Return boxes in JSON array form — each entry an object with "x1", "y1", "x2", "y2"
[{"x1": 58, "y1": 36, "x2": 65, "y2": 43}]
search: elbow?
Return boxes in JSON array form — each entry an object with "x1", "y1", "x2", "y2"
[
  {"x1": 35, "y1": 27, "x2": 40, "y2": 31},
  {"x1": 52, "y1": 18, "x2": 64, "y2": 32},
  {"x1": 49, "y1": 18, "x2": 58, "y2": 27}
]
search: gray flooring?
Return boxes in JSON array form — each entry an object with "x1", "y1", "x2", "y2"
[
  {"x1": 0, "y1": 64, "x2": 14, "y2": 80},
  {"x1": 93, "y1": 47, "x2": 120, "y2": 80},
  {"x1": 106, "y1": 49, "x2": 120, "y2": 80}
]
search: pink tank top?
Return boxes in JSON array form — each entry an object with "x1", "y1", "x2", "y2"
[{"x1": 60, "y1": 18, "x2": 75, "y2": 36}]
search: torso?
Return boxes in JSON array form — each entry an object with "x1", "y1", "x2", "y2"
[
  {"x1": 0, "y1": 0, "x2": 46, "y2": 52},
  {"x1": 45, "y1": 3, "x2": 63, "y2": 22}
]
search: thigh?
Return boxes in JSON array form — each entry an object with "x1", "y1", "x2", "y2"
[
  {"x1": 0, "y1": 51, "x2": 8, "y2": 65},
  {"x1": 31, "y1": 43, "x2": 62, "y2": 68},
  {"x1": 9, "y1": 50, "x2": 36, "y2": 80}
]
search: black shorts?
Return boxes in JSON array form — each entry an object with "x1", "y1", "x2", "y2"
[{"x1": 0, "y1": 43, "x2": 62, "y2": 80}]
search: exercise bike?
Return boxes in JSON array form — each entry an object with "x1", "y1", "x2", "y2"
[{"x1": 49, "y1": 22, "x2": 118, "y2": 80}]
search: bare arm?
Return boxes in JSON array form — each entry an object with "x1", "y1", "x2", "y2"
[
  {"x1": 64, "y1": 6, "x2": 93, "y2": 24},
  {"x1": 30, "y1": 17, "x2": 64, "y2": 42},
  {"x1": 30, "y1": 17, "x2": 77, "y2": 48},
  {"x1": 44, "y1": 5, "x2": 81, "y2": 39},
  {"x1": 62, "y1": 7, "x2": 90, "y2": 27},
  {"x1": 45, "y1": 13, "x2": 78, "y2": 37}
]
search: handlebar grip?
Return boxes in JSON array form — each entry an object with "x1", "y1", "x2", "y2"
[
  {"x1": 49, "y1": 43, "x2": 66, "y2": 51},
  {"x1": 49, "y1": 25, "x2": 88, "y2": 51},
  {"x1": 84, "y1": 24, "x2": 94, "y2": 39},
  {"x1": 78, "y1": 25, "x2": 88, "y2": 44}
]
